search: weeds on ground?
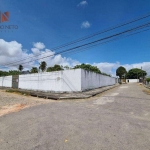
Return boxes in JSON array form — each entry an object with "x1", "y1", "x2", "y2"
[{"x1": 6, "y1": 89, "x2": 30, "y2": 96}]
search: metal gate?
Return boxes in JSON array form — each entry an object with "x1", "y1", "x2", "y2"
[{"x1": 12, "y1": 75, "x2": 19, "y2": 89}]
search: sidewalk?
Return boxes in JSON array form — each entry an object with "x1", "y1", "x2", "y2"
[{"x1": 0, "y1": 84, "x2": 119, "y2": 100}]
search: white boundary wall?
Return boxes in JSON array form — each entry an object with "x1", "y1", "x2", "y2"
[
  {"x1": 0, "y1": 69, "x2": 116, "y2": 91},
  {"x1": 126, "y1": 79, "x2": 139, "y2": 83},
  {"x1": 19, "y1": 69, "x2": 116, "y2": 92},
  {"x1": 81, "y1": 69, "x2": 116, "y2": 91},
  {"x1": 0, "y1": 76, "x2": 12, "y2": 87},
  {"x1": 19, "y1": 69, "x2": 81, "y2": 92}
]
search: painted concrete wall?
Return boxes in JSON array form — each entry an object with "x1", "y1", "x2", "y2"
[
  {"x1": 126, "y1": 79, "x2": 139, "y2": 83},
  {"x1": 0, "y1": 76, "x2": 12, "y2": 87},
  {"x1": 19, "y1": 69, "x2": 81, "y2": 92},
  {"x1": 0, "y1": 69, "x2": 116, "y2": 91},
  {"x1": 81, "y1": 69, "x2": 116, "y2": 91}
]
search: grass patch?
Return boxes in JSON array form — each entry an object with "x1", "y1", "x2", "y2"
[{"x1": 6, "y1": 89, "x2": 30, "y2": 96}]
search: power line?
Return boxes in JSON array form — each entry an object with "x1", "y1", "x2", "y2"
[
  {"x1": 1, "y1": 30, "x2": 150, "y2": 78},
  {"x1": 1, "y1": 12, "x2": 150, "y2": 67},
  {"x1": 62, "y1": 27, "x2": 150, "y2": 57},
  {"x1": 1, "y1": 21, "x2": 150, "y2": 68},
  {"x1": 2, "y1": 22, "x2": 150, "y2": 67},
  {"x1": 2, "y1": 29, "x2": 150, "y2": 78}
]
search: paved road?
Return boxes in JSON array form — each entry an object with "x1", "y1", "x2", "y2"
[{"x1": 0, "y1": 83, "x2": 150, "y2": 150}]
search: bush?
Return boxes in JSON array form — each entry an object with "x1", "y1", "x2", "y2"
[{"x1": 146, "y1": 78, "x2": 150, "y2": 83}]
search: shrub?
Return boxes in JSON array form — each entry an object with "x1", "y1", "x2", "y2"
[{"x1": 146, "y1": 78, "x2": 150, "y2": 83}]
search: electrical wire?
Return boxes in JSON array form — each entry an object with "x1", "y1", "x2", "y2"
[
  {"x1": 1, "y1": 12, "x2": 150, "y2": 67},
  {"x1": 1, "y1": 21, "x2": 150, "y2": 68}
]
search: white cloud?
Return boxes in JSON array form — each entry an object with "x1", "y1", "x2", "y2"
[
  {"x1": 1, "y1": 39, "x2": 150, "y2": 77},
  {"x1": 81, "y1": 21, "x2": 91, "y2": 29},
  {"x1": 35, "y1": 49, "x2": 79, "y2": 68},
  {"x1": 123, "y1": 62, "x2": 150, "y2": 75},
  {"x1": 0, "y1": 39, "x2": 79, "y2": 71},
  {"x1": 93, "y1": 62, "x2": 150, "y2": 77},
  {"x1": 31, "y1": 48, "x2": 40, "y2": 54},
  {"x1": 0, "y1": 39, "x2": 22, "y2": 57},
  {"x1": 33, "y1": 42, "x2": 45, "y2": 50},
  {"x1": 93, "y1": 62, "x2": 120, "y2": 77},
  {"x1": 78, "y1": 1, "x2": 88, "y2": 7}
]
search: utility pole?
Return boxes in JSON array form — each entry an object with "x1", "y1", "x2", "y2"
[{"x1": 141, "y1": 66, "x2": 143, "y2": 83}]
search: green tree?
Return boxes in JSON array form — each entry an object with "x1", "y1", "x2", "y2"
[
  {"x1": 46, "y1": 67, "x2": 53, "y2": 72},
  {"x1": 18, "y1": 65, "x2": 23, "y2": 72},
  {"x1": 0, "y1": 70, "x2": 9, "y2": 76},
  {"x1": 31, "y1": 67, "x2": 38, "y2": 73},
  {"x1": 146, "y1": 78, "x2": 150, "y2": 83},
  {"x1": 74, "y1": 63, "x2": 101, "y2": 74},
  {"x1": 116, "y1": 66, "x2": 127, "y2": 79},
  {"x1": 126, "y1": 68, "x2": 147, "y2": 79},
  {"x1": 64, "y1": 65, "x2": 70, "y2": 70},
  {"x1": 0, "y1": 70, "x2": 20, "y2": 76},
  {"x1": 101, "y1": 72, "x2": 111, "y2": 77},
  {"x1": 47, "y1": 64, "x2": 63, "y2": 72},
  {"x1": 39, "y1": 61, "x2": 47, "y2": 72},
  {"x1": 9, "y1": 70, "x2": 20, "y2": 75}
]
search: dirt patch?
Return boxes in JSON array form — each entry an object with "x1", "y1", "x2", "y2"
[
  {"x1": 0, "y1": 103, "x2": 28, "y2": 117},
  {"x1": 143, "y1": 89, "x2": 150, "y2": 95},
  {"x1": 0, "y1": 89, "x2": 55, "y2": 117}
]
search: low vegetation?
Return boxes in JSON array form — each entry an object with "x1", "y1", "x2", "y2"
[
  {"x1": 6, "y1": 89, "x2": 30, "y2": 96},
  {"x1": 0, "y1": 70, "x2": 20, "y2": 76},
  {"x1": 74, "y1": 63, "x2": 111, "y2": 76},
  {"x1": 146, "y1": 78, "x2": 150, "y2": 83},
  {"x1": 0, "y1": 62, "x2": 111, "y2": 77}
]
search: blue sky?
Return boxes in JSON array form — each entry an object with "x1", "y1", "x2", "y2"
[{"x1": 0, "y1": 0, "x2": 150, "y2": 76}]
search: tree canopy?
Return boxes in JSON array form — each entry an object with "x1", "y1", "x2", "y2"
[
  {"x1": 63, "y1": 66, "x2": 70, "y2": 70},
  {"x1": 101, "y1": 72, "x2": 111, "y2": 77},
  {"x1": 47, "y1": 64, "x2": 64, "y2": 72},
  {"x1": 146, "y1": 78, "x2": 150, "y2": 83},
  {"x1": 18, "y1": 65, "x2": 23, "y2": 72},
  {"x1": 39, "y1": 61, "x2": 47, "y2": 72},
  {"x1": 116, "y1": 66, "x2": 127, "y2": 79},
  {"x1": 0, "y1": 70, "x2": 20, "y2": 77},
  {"x1": 30, "y1": 67, "x2": 38, "y2": 73},
  {"x1": 74, "y1": 63, "x2": 101, "y2": 74},
  {"x1": 0, "y1": 63, "x2": 111, "y2": 77},
  {"x1": 126, "y1": 68, "x2": 147, "y2": 79}
]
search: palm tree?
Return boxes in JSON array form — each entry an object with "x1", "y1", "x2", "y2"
[
  {"x1": 18, "y1": 65, "x2": 23, "y2": 72},
  {"x1": 39, "y1": 61, "x2": 47, "y2": 72},
  {"x1": 31, "y1": 67, "x2": 38, "y2": 73}
]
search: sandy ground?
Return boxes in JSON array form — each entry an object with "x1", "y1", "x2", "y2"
[
  {"x1": 0, "y1": 83, "x2": 150, "y2": 150},
  {"x1": 0, "y1": 84, "x2": 148, "y2": 117},
  {"x1": 0, "y1": 89, "x2": 54, "y2": 117}
]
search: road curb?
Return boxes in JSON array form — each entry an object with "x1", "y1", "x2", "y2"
[{"x1": 1, "y1": 84, "x2": 120, "y2": 100}]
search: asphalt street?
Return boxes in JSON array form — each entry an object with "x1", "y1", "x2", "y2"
[{"x1": 0, "y1": 83, "x2": 150, "y2": 150}]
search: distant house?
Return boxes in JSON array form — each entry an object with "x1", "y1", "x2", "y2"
[{"x1": 126, "y1": 79, "x2": 139, "y2": 83}]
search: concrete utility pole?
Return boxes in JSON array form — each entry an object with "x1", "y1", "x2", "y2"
[{"x1": 141, "y1": 66, "x2": 143, "y2": 83}]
